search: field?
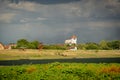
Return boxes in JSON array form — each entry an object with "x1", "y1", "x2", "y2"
[
  {"x1": 0, "y1": 49, "x2": 120, "y2": 60},
  {"x1": 0, "y1": 63, "x2": 120, "y2": 80},
  {"x1": 0, "y1": 50, "x2": 120, "y2": 80}
]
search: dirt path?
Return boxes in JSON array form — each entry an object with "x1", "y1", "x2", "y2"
[{"x1": 0, "y1": 58, "x2": 120, "y2": 66}]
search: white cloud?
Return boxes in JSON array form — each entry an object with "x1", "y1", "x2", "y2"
[
  {"x1": 5, "y1": 0, "x2": 120, "y2": 20},
  {"x1": 0, "y1": 13, "x2": 16, "y2": 23},
  {"x1": 20, "y1": 17, "x2": 47, "y2": 23},
  {"x1": 8, "y1": 1, "x2": 37, "y2": 12},
  {"x1": 37, "y1": 17, "x2": 46, "y2": 20},
  {"x1": 20, "y1": 18, "x2": 29, "y2": 23},
  {"x1": 20, "y1": 19, "x2": 27, "y2": 23},
  {"x1": 1, "y1": 0, "x2": 120, "y2": 25}
]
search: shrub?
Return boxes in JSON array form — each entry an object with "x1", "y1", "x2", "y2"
[
  {"x1": 16, "y1": 39, "x2": 40, "y2": 49},
  {"x1": 85, "y1": 42, "x2": 100, "y2": 50},
  {"x1": 43, "y1": 45, "x2": 66, "y2": 50},
  {"x1": 25, "y1": 66, "x2": 37, "y2": 74}
]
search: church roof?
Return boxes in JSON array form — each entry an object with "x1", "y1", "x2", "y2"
[{"x1": 71, "y1": 35, "x2": 77, "y2": 39}]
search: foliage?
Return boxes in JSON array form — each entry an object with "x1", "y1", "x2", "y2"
[
  {"x1": 43, "y1": 44, "x2": 67, "y2": 50},
  {"x1": 16, "y1": 39, "x2": 40, "y2": 49},
  {"x1": 77, "y1": 44, "x2": 86, "y2": 50},
  {"x1": 28, "y1": 41, "x2": 39, "y2": 49},
  {"x1": 17, "y1": 39, "x2": 29, "y2": 48},
  {"x1": 99, "y1": 40, "x2": 111, "y2": 50},
  {"x1": 85, "y1": 42, "x2": 100, "y2": 50},
  {"x1": 77, "y1": 40, "x2": 120, "y2": 50},
  {"x1": 15, "y1": 39, "x2": 120, "y2": 50},
  {"x1": 0, "y1": 63, "x2": 120, "y2": 80},
  {"x1": 107, "y1": 40, "x2": 120, "y2": 50}
]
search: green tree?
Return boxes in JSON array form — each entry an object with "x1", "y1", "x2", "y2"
[
  {"x1": 28, "y1": 41, "x2": 39, "y2": 49},
  {"x1": 99, "y1": 40, "x2": 110, "y2": 50},
  {"x1": 85, "y1": 42, "x2": 100, "y2": 50},
  {"x1": 107, "y1": 40, "x2": 120, "y2": 50},
  {"x1": 17, "y1": 39, "x2": 29, "y2": 48},
  {"x1": 16, "y1": 39, "x2": 40, "y2": 49},
  {"x1": 77, "y1": 43, "x2": 86, "y2": 50}
]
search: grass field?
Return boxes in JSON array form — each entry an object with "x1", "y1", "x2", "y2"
[
  {"x1": 0, "y1": 50, "x2": 120, "y2": 80},
  {"x1": 0, "y1": 63, "x2": 120, "y2": 80},
  {"x1": 0, "y1": 49, "x2": 120, "y2": 60}
]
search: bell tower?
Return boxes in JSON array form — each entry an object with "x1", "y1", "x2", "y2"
[{"x1": 71, "y1": 35, "x2": 77, "y2": 44}]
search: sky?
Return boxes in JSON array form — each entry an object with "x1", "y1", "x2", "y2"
[{"x1": 0, "y1": 0, "x2": 120, "y2": 44}]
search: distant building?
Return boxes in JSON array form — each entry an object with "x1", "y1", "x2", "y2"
[
  {"x1": 0, "y1": 42, "x2": 4, "y2": 50},
  {"x1": 65, "y1": 35, "x2": 77, "y2": 50},
  {"x1": 70, "y1": 35, "x2": 77, "y2": 44},
  {"x1": 65, "y1": 35, "x2": 77, "y2": 45},
  {"x1": 4, "y1": 43, "x2": 16, "y2": 50}
]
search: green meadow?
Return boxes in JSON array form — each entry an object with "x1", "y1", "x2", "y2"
[
  {"x1": 0, "y1": 63, "x2": 120, "y2": 80},
  {"x1": 0, "y1": 50, "x2": 120, "y2": 80}
]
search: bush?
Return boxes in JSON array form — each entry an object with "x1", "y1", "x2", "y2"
[
  {"x1": 77, "y1": 40, "x2": 120, "y2": 50},
  {"x1": 16, "y1": 39, "x2": 40, "y2": 49},
  {"x1": 17, "y1": 39, "x2": 29, "y2": 48},
  {"x1": 43, "y1": 45, "x2": 66, "y2": 50},
  {"x1": 99, "y1": 40, "x2": 111, "y2": 50},
  {"x1": 107, "y1": 40, "x2": 120, "y2": 50},
  {"x1": 85, "y1": 42, "x2": 100, "y2": 50}
]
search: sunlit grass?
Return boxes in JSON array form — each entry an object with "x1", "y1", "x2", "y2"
[
  {"x1": 0, "y1": 63, "x2": 120, "y2": 80},
  {"x1": 100, "y1": 64, "x2": 120, "y2": 74},
  {"x1": 0, "y1": 49, "x2": 120, "y2": 60}
]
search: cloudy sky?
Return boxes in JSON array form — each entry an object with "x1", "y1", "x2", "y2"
[{"x1": 0, "y1": 0, "x2": 120, "y2": 44}]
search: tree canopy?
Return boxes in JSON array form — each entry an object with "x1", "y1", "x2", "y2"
[
  {"x1": 16, "y1": 39, "x2": 39, "y2": 49},
  {"x1": 15, "y1": 39, "x2": 120, "y2": 50}
]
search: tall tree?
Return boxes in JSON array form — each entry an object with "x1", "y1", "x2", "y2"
[
  {"x1": 99, "y1": 40, "x2": 110, "y2": 50},
  {"x1": 17, "y1": 39, "x2": 29, "y2": 48},
  {"x1": 107, "y1": 40, "x2": 120, "y2": 50}
]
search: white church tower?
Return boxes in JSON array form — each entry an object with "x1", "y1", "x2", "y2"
[
  {"x1": 65, "y1": 35, "x2": 77, "y2": 50},
  {"x1": 71, "y1": 35, "x2": 77, "y2": 44}
]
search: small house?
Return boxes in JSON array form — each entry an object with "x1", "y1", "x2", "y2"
[{"x1": 0, "y1": 42, "x2": 4, "y2": 50}]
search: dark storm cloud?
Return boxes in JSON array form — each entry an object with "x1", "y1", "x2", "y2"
[
  {"x1": 9, "y1": 0, "x2": 80, "y2": 4},
  {"x1": 0, "y1": 0, "x2": 120, "y2": 44}
]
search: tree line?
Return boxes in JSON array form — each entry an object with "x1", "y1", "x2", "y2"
[
  {"x1": 14, "y1": 39, "x2": 120, "y2": 50},
  {"x1": 77, "y1": 40, "x2": 120, "y2": 50},
  {"x1": 15, "y1": 39, "x2": 40, "y2": 49}
]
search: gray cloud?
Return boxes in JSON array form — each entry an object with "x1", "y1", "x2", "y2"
[{"x1": 0, "y1": 0, "x2": 120, "y2": 44}]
